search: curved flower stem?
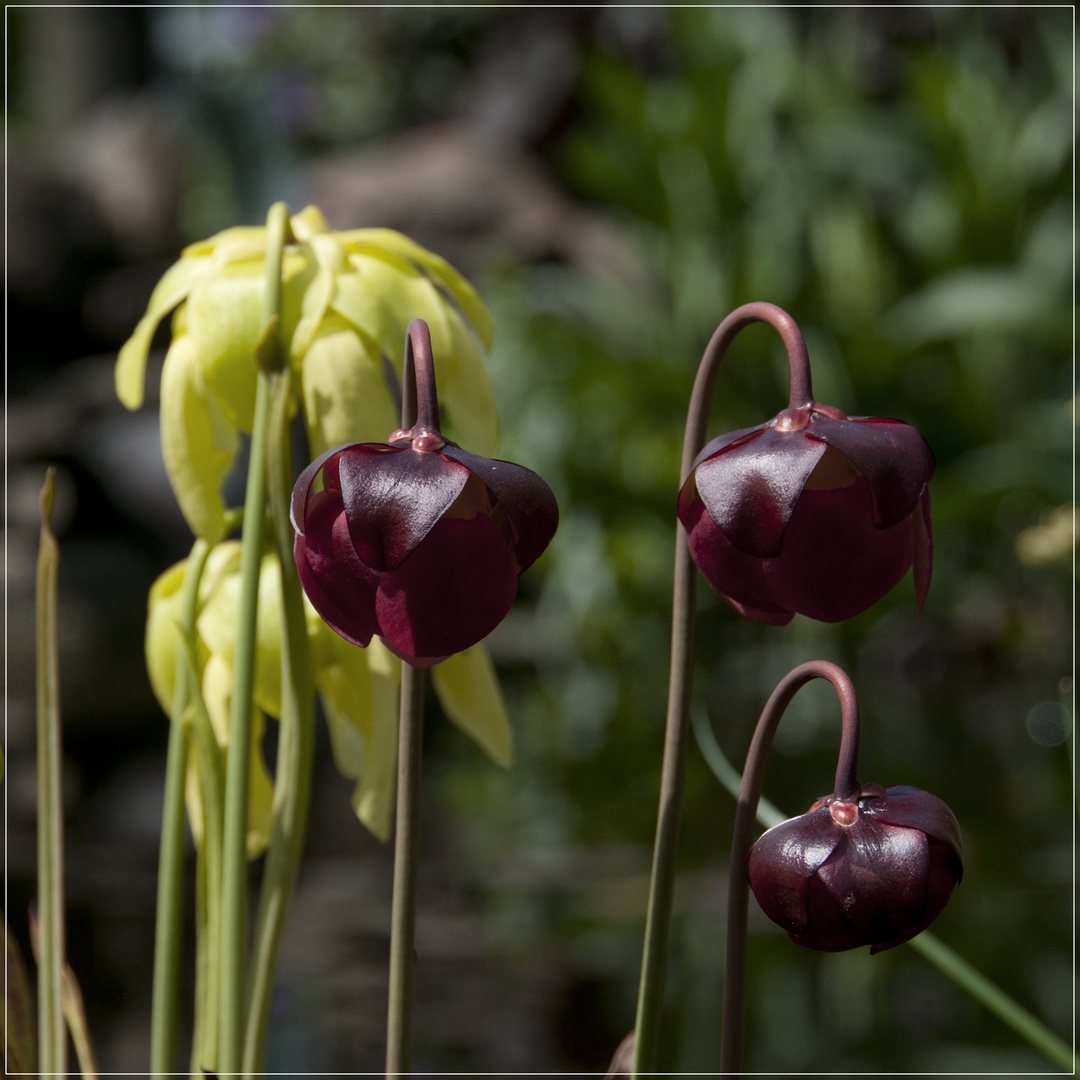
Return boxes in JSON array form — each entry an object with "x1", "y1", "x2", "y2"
[
  {"x1": 242, "y1": 365, "x2": 316, "y2": 1074},
  {"x1": 400, "y1": 318, "x2": 442, "y2": 438},
  {"x1": 385, "y1": 662, "x2": 426, "y2": 1078},
  {"x1": 694, "y1": 709, "x2": 1073, "y2": 1073},
  {"x1": 219, "y1": 200, "x2": 291, "y2": 1076},
  {"x1": 631, "y1": 302, "x2": 813, "y2": 1077},
  {"x1": 36, "y1": 467, "x2": 67, "y2": 1078},
  {"x1": 720, "y1": 660, "x2": 858, "y2": 1076},
  {"x1": 150, "y1": 536, "x2": 210, "y2": 1075}
]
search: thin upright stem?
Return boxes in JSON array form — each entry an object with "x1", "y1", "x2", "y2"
[
  {"x1": 242, "y1": 364, "x2": 317, "y2": 1075},
  {"x1": 385, "y1": 662, "x2": 425, "y2": 1078},
  {"x1": 36, "y1": 467, "x2": 67, "y2": 1078},
  {"x1": 631, "y1": 302, "x2": 812, "y2": 1077},
  {"x1": 151, "y1": 537, "x2": 211, "y2": 1076},
  {"x1": 219, "y1": 200, "x2": 291, "y2": 1076},
  {"x1": 720, "y1": 660, "x2": 859, "y2": 1076}
]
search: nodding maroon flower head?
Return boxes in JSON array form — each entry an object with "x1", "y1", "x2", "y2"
[
  {"x1": 747, "y1": 783, "x2": 963, "y2": 953},
  {"x1": 676, "y1": 305, "x2": 934, "y2": 625},
  {"x1": 291, "y1": 319, "x2": 558, "y2": 667},
  {"x1": 678, "y1": 404, "x2": 934, "y2": 625}
]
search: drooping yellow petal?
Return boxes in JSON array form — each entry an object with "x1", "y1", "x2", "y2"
[
  {"x1": 290, "y1": 233, "x2": 347, "y2": 362},
  {"x1": 184, "y1": 260, "x2": 266, "y2": 433},
  {"x1": 290, "y1": 205, "x2": 330, "y2": 242},
  {"x1": 302, "y1": 317, "x2": 399, "y2": 456},
  {"x1": 431, "y1": 644, "x2": 514, "y2": 768},
  {"x1": 145, "y1": 560, "x2": 188, "y2": 715},
  {"x1": 341, "y1": 227, "x2": 495, "y2": 349},
  {"x1": 115, "y1": 255, "x2": 210, "y2": 410},
  {"x1": 434, "y1": 301, "x2": 499, "y2": 457},
  {"x1": 199, "y1": 653, "x2": 274, "y2": 859},
  {"x1": 316, "y1": 637, "x2": 400, "y2": 842},
  {"x1": 160, "y1": 334, "x2": 240, "y2": 544},
  {"x1": 182, "y1": 225, "x2": 267, "y2": 260},
  {"x1": 332, "y1": 248, "x2": 498, "y2": 453}
]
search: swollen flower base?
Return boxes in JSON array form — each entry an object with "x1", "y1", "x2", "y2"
[
  {"x1": 748, "y1": 782, "x2": 963, "y2": 953},
  {"x1": 292, "y1": 319, "x2": 558, "y2": 667}
]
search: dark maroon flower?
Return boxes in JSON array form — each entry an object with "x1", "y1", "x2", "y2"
[
  {"x1": 291, "y1": 320, "x2": 558, "y2": 667},
  {"x1": 747, "y1": 783, "x2": 963, "y2": 953},
  {"x1": 677, "y1": 403, "x2": 934, "y2": 625}
]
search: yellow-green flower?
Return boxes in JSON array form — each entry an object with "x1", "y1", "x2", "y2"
[
  {"x1": 146, "y1": 545, "x2": 514, "y2": 842},
  {"x1": 118, "y1": 206, "x2": 497, "y2": 543}
]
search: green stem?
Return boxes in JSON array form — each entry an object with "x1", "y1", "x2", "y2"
[
  {"x1": 693, "y1": 711, "x2": 1074, "y2": 1073},
  {"x1": 36, "y1": 467, "x2": 67, "y2": 1077},
  {"x1": 908, "y1": 933, "x2": 1071, "y2": 1069},
  {"x1": 219, "y1": 200, "x2": 290, "y2": 1076},
  {"x1": 632, "y1": 303, "x2": 804, "y2": 1077},
  {"x1": 151, "y1": 537, "x2": 211, "y2": 1075},
  {"x1": 186, "y1": 658, "x2": 226, "y2": 1074},
  {"x1": 385, "y1": 663, "x2": 425, "y2": 1078},
  {"x1": 242, "y1": 365, "x2": 316, "y2": 1074}
]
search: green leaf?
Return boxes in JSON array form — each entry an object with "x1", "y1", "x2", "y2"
[
  {"x1": 115, "y1": 255, "x2": 210, "y2": 410},
  {"x1": 301, "y1": 317, "x2": 399, "y2": 456},
  {"x1": 341, "y1": 227, "x2": 495, "y2": 348},
  {"x1": 159, "y1": 334, "x2": 240, "y2": 544},
  {"x1": 432, "y1": 644, "x2": 514, "y2": 768}
]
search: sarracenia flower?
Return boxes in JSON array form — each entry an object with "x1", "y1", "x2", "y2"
[
  {"x1": 146, "y1": 544, "x2": 518, "y2": 841},
  {"x1": 678, "y1": 307, "x2": 933, "y2": 624},
  {"x1": 748, "y1": 783, "x2": 962, "y2": 953},
  {"x1": 116, "y1": 206, "x2": 497, "y2": 543},
  {"x1": 292, "y1": 319, "x2": 558, "y2": 667}
]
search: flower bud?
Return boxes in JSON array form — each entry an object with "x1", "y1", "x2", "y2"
[
  {"x1": 678, "y1": 404, "x2": 934, "y2": 624},
  {"x1": 747, "y1": 783, "x2": 962, "y2": 952}
]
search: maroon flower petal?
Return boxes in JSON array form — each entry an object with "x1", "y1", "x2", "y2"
[
  {"x1": 338, "y1": 445, "x2": 470, "y2": 572},
  {"x1": 291, "y1": 444, "x2": 347, "y2": 535},
  {"x1": 808, "y1": 414, "x2": 933, "y2": 528},
  {"x1": 293, "y1": 497, "x2": 379, "y2": 648},
  {"x1": 762, "y1": 478, "x2": 914, "y2": 622},
  {"x1": 693, "y1": 426, "x2": 827, "y2": 558},
  {"x1": 688, "y1": 421, "x2": 772, "y2": 474},
  {"x1": 680, "y1": 495, "x2": 795, "y2": 625},
  {"x1": 864, "y1": 786, "x2": 963, "y2": 868},
  {"x1": 374, "y1": 511, "x2": 518, "y2": 660},
  {"x1": 440, "y1": 444, "x2": 559, "y2": 571}
]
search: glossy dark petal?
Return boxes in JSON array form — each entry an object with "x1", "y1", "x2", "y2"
[
  {"x1": 808, "y1": 414, "x2": 933, "y2": 528},
  {"x1": 864, "y1": 786, "x2": 963, "y2": 868},
  {"x1": 338, "y1": 445, "x2": 469, "y2": 571},
  {"x1": 680, "y1": 495, "x2": 794, "y2": 625},
  {"x1": 762, "y1": 478, "x2": 914, "y2": 622},
  {"x1": 441, "y1": 444, "x2": 559, "y2": 570},
  {"x1": 293, "y1": 496, "x2": 378, "y2": 648},
  {"x1": 688, "y1": 421, "x2": 772, "y2": 474},
  {"x1": 291, "y1": 444, "x2": 346, "y2": 535},
  {"x1": 692, "y1": 426, "x2": 827, "y2": 557},
  {"x1": 374, "y1": 512, "x2": 518, "y2": 660}
]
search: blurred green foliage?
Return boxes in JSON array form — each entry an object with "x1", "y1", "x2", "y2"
[{"x1": 440, "y1": 8, "x2": 1073, "y2": 1073}]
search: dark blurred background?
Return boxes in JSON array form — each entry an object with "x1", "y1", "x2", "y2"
[{"x1": 5, "y1": 6, "x2": 1073, "y2": 1075}]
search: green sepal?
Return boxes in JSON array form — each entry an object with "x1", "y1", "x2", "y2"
[
  {"x1": 159, "y1": 334, "x2": 239, "y2": 544},
  {"x1": 432, "y1": 644, "x2": 514, "y2": 768}
]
